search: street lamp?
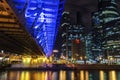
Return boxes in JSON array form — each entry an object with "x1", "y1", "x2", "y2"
[
  {"x1": 80, "y1": 56, "x2": 83, "y2": 60},
  {"x1": 108, "y1": 56, "x2": 113, "y2": 64}
]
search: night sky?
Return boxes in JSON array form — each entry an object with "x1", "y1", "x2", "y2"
[{"x1": 64, "y1": 0, "x2": 120, "y2": 27}]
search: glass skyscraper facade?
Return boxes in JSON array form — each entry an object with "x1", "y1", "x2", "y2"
[
  {"x1": 61, "y1": 11, "x2": 86, "y2": 60},
  {"x1": 85, "y1": 32, "x2": 93, "y2": 59},
  {"x1": 62, "y1": 25, "x2": 86, "y2": 60},
  {"x1": 61, "y1": 11, "x2": 70, "y2": 59},
  {"x1": 92, "y1": 0, "x2": 120, "y2": 58}
]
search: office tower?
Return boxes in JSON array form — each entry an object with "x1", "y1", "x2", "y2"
[
  {"x1": 92, "y1": 0, "x2": 120, "y2": 59},
  {"x1": 92, "y1": 12, "x2": 103, "y2": 59},
  {"x1": 62, "y1": 25, "x2": 85, "y2": 60},
  {"x1": 61, "y1": 11, "x2": 70, "y2": 59},
  {"x1": 85, "y1": 32, "x2": 93, "y2": 59},
  {"x1": 61, "y1": 12, "x2": 86, "y2": 60}
]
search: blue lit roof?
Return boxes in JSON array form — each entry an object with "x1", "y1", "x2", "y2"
[{"x1": 12, "y1": 0, "x2": 65, "y2": 57}]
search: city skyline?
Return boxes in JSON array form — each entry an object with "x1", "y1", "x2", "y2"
[
  {"x1": 0, "y1": 1, "x2": 120, "y2": 80},
  {"x1": 56, "y1": 2, "x2": 120, "y2": 60},
  {"x1": 0, "y1": 0, "x2": 120, "y2": 60}
]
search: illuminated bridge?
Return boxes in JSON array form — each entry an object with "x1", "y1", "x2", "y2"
[{"x1": 0, "y1": 0, "x2": 65, "y2": 57}]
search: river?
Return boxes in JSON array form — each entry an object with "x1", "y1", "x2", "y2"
[{"x1": 0, "y1": 69, "x2": 120, "y2": 80}]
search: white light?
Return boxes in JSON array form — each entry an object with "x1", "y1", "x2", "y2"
[
  {"x1": 39, "y1": 12, "x2": 45, "y2": 22},
  {"x1": 33, "y1": 13, "x2": 37, "y2": 16},
  {"x1": 29, "y1": 7, "x2": 37, "y2": 10},
  {"x1": 1, "y1": 50, "x2": 4, "y2": 54},
  {"x1": 36, "y1": 35, "x2": 40, "y2": 39},
  {"x1": 53, "y1": 50, "x2": 59, "y2": 53},
  {"x1": 43, "y1": 8, "x2": 55, "y2": 12},
  {"x1": 45, "y1": 14, "x2": 55, "y2": 17},
  {"x1": 0, "y1": 57, "x2": 3, "y2": 60},
  {"x1": 39, "y1": 40, "x2": 42, "y2": 43},
  {"x1": 34, "y1": 25, "x2": 39, "y2": 29}
]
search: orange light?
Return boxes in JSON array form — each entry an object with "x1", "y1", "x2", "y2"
[{"x1": 75, "y1": 39, "x2": 80, "y2": 44}]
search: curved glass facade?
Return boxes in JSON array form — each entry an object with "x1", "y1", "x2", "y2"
[
  {"x1": 12, "y1": 0, "x2": 65, "y2": 57},
  {"x1": 99, "y1": 1, "x2": 119, "y2": 23},
  {"x1": 92, "y1": 0, "x2": 120, "y2": 58}
]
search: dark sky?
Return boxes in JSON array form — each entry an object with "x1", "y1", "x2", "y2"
[
  {"x1": 64, "y1": 0, "x2": 98, "y2": 27},
  {"x1": 64, "y1": 0, "x2": 120, "y2": 27}
]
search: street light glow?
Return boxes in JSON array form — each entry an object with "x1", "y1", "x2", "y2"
[{"x1": 53, "y1": 50, "x2": 59, "y2": 53}]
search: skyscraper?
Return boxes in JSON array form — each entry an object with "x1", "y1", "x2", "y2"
[
  {"x1": 92, "y1": 12, "x2": 103, "y2": 59},
  {"x1": 61, "y1": 11, "x2": 70, "y2": 59},
  {"x1": 85, "y1": 32, "x2": 93, "y2": 59},
  {"x1": 61, "y1": 11, "x2": 86, "y2": 60},
  {"x1": 92, "y1": 0, "x2": 120, "y2": 59},
  {"x1": 62, "y1": 25, "x2": 86, "y2": 60}
]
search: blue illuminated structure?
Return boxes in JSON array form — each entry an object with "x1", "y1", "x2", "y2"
[{"x1": 12, "y1": 0, "x2": 65, "y2": 57}]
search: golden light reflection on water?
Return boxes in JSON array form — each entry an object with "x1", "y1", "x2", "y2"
[
  {"x1": 59, "y1": 70, "x2": 66, "y2": 80},
  {"x1": 1, "y1": 70, "x2": 118, "y2": 80},
  {"x1": 21, "y1": 71, "x2": 30, "y2": 80},
  {"x1": 33, "y1": 72, "x2": 39, "y2": 80},
  {"x1": 79, "y1": 70, "x2": 89, "y2": 80},
  {"x1": 80, "y1": 70, "x2": 84, "y2": 80},
  {"x1": 32, "y1": 72, "x2": 44, "y2": 80},
  {"x1": 85, "y1": 71, "x2": 89, "y2": 80},
  {"x1": 100, "y1": 70, "x2": 104, "y2": 80},
  {"x1": 71, "y1": 71, "x2": 74, "y2": 80},
  {"x1": 109, "y1": 70, "x2": 117, "y2": 80},
  {"x1": 45, "y1": 72, "x2": 48, "y2": 80}
]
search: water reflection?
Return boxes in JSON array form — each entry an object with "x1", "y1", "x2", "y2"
[
  {"x1": 109, "y1": 70, "x2": 117, "y2": 80},
  {"x1": 79, "y1": 70, "x2": 89, "y2": 80},
  {"x1": 0, "y1": 70, "x2": 120, "y2": 80},
  {"x1": 59, "y1": 70, "x2": 66, "y2": 80},
  {"x1": 100, "y1": 70, "x2": 104, "y2": 80}
]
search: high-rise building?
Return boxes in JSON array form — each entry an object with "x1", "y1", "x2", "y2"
[
  {"x1": 62, "y1": 25, "x2": 86, "y2": 60},
  {"x1": 85, "y1": 32, "x2": 93, "y2": 59},
  {"x1": 92, "y1": 12, "x2": 103, "y2": 59},
  {"x1": 92, "y1": 0, "x2": 120, "y2": 59},
  {"x1": 61, "y1": 11, "x2": 86, "y2": 60},
  {"x1": 61, "y1": 11, "x2": 70, "y2": 59}
]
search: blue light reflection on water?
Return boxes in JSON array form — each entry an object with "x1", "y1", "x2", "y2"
[{"x1": 0, "y1": 70, "x2": 120, "y2": 80}]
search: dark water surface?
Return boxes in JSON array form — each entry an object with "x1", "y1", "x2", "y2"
[{"x1": 0, "y1": 70, "x2": 120, "y2": 80}]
